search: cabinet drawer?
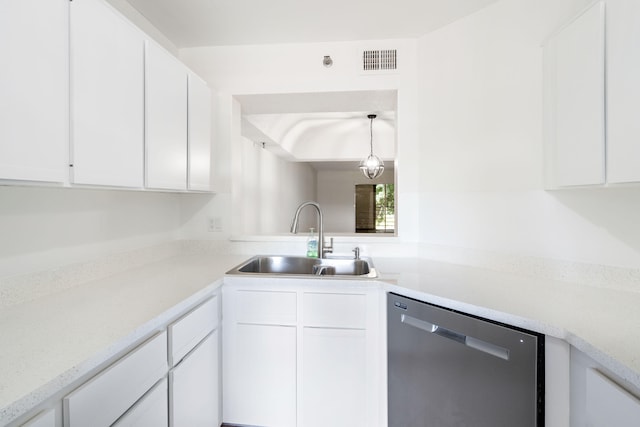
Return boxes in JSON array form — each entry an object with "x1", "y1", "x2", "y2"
[
  {"x1": 113, "y1": 378, "x2": 168, "y2": 427},
  {"x1": 63, "y1": 331, "x2": 168, "y2": 427},
  {"x1": 168, "y1": 296, "x2": 218, "y2": 366},
  {"x1": 235, "y1": 290, "x2": 297, "y2": 326},
  {"x1": 303, "y1": 292, "x2": 366, "y2": 329}
]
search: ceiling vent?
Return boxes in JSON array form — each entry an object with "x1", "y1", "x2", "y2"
[{"x1": 362, "y1": 49, "x2": 397, "y2": 72}]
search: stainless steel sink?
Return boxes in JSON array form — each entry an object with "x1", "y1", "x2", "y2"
[{"x1": 226, "y1": 255, "x2": 377, "y2": 278}]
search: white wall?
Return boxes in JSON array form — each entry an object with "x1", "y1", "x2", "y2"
[
  {"x1": 180, "y1": 38, "x2": 420, "y2": 240},
  {"x1": 240, "y1": 137, "x2": 317, "y2": 234},
  {"x1": 317, "y1": 169, "x2": 394, "y2": 233},
  {"x1": 418, "y1": 0, "x2": 640, "y2": 268},
  {"x1": 0, "y1": 186, "x2": 182, "y2": 277}
]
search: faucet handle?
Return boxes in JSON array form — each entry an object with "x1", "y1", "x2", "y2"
[{"x1": 322, "y1": 237, "x2": 333, "y2": 255}]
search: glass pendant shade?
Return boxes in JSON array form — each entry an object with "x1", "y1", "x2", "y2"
[
  {"x1": 359, "y1": 155, "x2": 385, "y2": 179},
  {"x1": 360, "y1": 114, "x2": 384, "y2": 179}
]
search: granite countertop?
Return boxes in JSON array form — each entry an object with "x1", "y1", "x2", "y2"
[
  {"x1": 1, "y1": 253, "x2": 639, "y2": 425},
  {"x1": 0, "y1": 253, "x2": 247, "y2": 425}
]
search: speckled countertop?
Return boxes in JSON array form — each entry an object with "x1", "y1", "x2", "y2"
[
  {"x1": 373, "y1": 258, "x2": 640, "y2": 390},
  {"x1": 0, "y1": 253, "x2": 247, "y2": 426},
  {"x1": 1, "y1": 253, "x2": 639, "y2": 426}
]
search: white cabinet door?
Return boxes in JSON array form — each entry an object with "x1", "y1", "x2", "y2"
[
  {"x1": 0, "y1": 0, "x2": 68, "y2": 183},
  {"x1": 544, "y1": 1, "x2": 605, "y2": 187},
  {"x1": 223, "y1": 285, "x2": 297, "y2": 427},
  {"x1": 169, "y1": 331, "x2": 219, "y2": 427},
  {"x1": 302, "y1": 328, "x2": 367, "y2": 427},
  {"x1": 226, "y1": 323, "x2": 297, "y2": 427},
  {"x1": 606, "y1": 0, "x2": 640, "y2": 183},
  {"x1": 586, "y1": 368, "x2": 640, "y2": 426},
  {"x1": 302, "y1": 290, "x2": 381, "y2": 427},
  {"x1": 145, "y1": 42, "x2": 188, "y2": 190},
  {"x1": 187, "y1": 73, "x2": 212, "y2": 191},
  {"x1": 113, "y1": 378, "x2": 168, "y2": 427},
  {"x1": 69, "y1": 0, "x2": 145, "y2": 188}
]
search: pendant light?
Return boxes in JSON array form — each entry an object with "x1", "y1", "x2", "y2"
[{"x1": 359, "y1": 114, "x2": 385, "y2": 179}]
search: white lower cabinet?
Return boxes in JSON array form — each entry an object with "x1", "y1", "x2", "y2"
[
  {"x1": 13, "y1": 292, "x2": 222, "y2": 427},
  {"x1": 170, "y1": 331, "x2": 220, "y2": 427},
  {"x1": 223, "y1": 278, "x2": 383, "y2": 427},
  {"x1": 586, "y1": 368, "x2": 640, "y2": 426},
  {"x1": 56, "y1": 294, "x2": 221, "y2": 427},
  {"x1": 223, "y1": 288, "x2": 297, "y2": 427},
  {"x1": 571, "y1": 346, "x2": 640, "y2": 427},
  {"x1": 302, "y1": 328, "x2": 367, "y2": 427},
  {"x1": 229, "y1": 323, "x2": 297, "y2": 427},
  {"x1": 63, "y1": 331, "x2": 168, "y2": 427},
  {"x1": 301, "y1": 291, "x2": 377, "y2": 427},
  {"x1": 168, "y1": 295, "x2": 221, "y2": 427},
  {"x1": 113, "y1": 378, "x2": 168, "y2": 427}
]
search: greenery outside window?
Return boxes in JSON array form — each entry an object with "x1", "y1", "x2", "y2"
[{"x1": 355, "y1": 184, "x2": 395, "y2": 233}]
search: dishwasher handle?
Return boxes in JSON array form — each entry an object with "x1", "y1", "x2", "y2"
[{"x1": 400, "y1": 314, "x2": 510, "y2": 361}]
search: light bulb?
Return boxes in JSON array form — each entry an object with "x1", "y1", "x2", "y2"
[{"x1": 359, "y1": 155, "x2": 385, "y2": 179}]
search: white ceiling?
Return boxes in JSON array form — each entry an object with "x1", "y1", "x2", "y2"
[
  {"x1": 237, "y1": 91, "x2": 396, "y2": 163},
  {"x1": 125, "y1": 0, "x2": 499, "y2": 48}
]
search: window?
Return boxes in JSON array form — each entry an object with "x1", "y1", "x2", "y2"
[{"x1": 355, "y1": 184, "x2": 395, "y2": 233}]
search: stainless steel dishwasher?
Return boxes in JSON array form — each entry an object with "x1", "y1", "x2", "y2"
[{"x1": 388, "y1": 293, "x2": 544, "y2": 427}]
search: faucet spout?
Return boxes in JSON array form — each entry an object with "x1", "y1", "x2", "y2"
[{"x1": 290, "y1": 201, "x2": 325, "y2": 258}]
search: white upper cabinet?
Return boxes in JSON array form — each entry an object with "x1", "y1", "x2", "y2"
[
  {"x1": 187, "y1": 74, "x2": 212, "y2": 191},
  {"x1": 544, "y1": 1, "x2": 605, "y2": 188},
  {"x1": 606, "y1": 0, "x2": 640, "y2": 184},
  {"x1": 0, "y1": 0, "x2": 68, "y2": 183},
  {"x1": 1, "y1": 0, "x2": 211, "y2": 192},
  {"x1": 70, "y1": 0, "x2": 145, "y2": 188},
  {"x1": 546, "y1": 0, "x2": 640, "y2": 187},
  {"x1": 145, "y1": 42, "x2": 188, "y2": 191}
]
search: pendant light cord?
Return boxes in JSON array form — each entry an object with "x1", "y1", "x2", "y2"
[{"x1": 369, "y1": 115, "x2": 375, "y2": 156}]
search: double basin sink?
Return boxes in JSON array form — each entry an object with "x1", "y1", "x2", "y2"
[{"x1": 227, "y1": 255, "x2": 377, "y2": 278}]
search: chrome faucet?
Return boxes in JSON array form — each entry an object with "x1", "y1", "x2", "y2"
[{"x1": 290, "y1": 201, "x2": 332, "y2": 258}]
